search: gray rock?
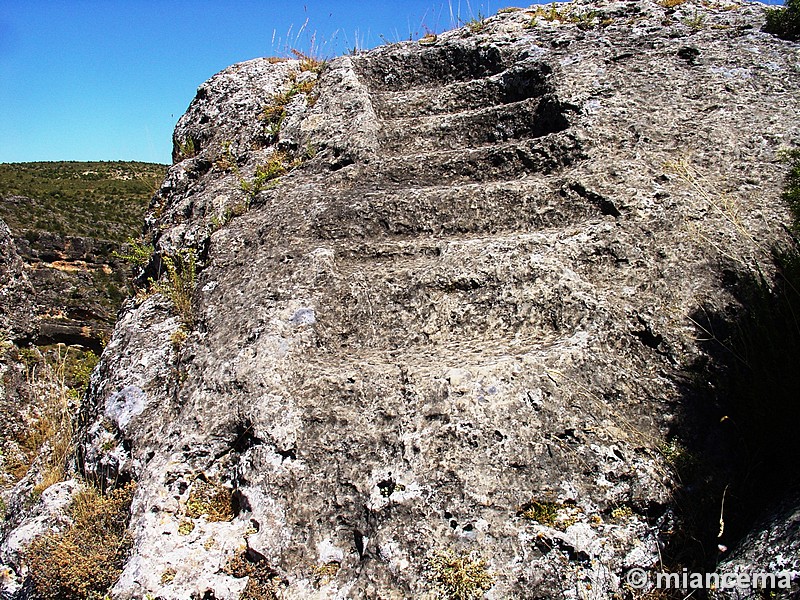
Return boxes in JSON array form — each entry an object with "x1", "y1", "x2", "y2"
[{"x1": 6, "y1": 0, "x2": 800, "y2": 598}]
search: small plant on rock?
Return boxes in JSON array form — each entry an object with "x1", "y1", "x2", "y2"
[
  {"x1": 112, "y1": 237, "x2": 154, "y2": 269},
  {"x1": 214, "y1": 140, "x2": 238, "y2": 172},
  {"x1": 175, "y1": 137, "x2": 197, "y2": 161},
  {"x1": 572, "y1": 10, "x2": 599, "y2": 30},
  {"x1": 427, "y1": 548, "x2": 494, "y2": 600},
  {"x1": 519, "y1": 499, "x2": 561, "y2": 526},
  {"x1": 185, "y1": 478, "x2": 234, "y2": 522},
  {"x1": 241, "y1": 150, "x2": 305, "y2": 198},
  {"x1": 225, "y1": 552, "x2": 284, "y2": 600},
  {"x1": 156, "y1": 249, "x2": 197, "y2": 327},
  {"x1": 683, "y1": 9, "x2": 706, "y2": 30},
  {"x1": 419, "y1": 32, "x2": 438, "y2": 45},
  {"x1": 292, "y1": 48, "x2": 326, "y2": 74},
  {"x1": 25, "y1": 482, "x2": 135, "y2": 600},
  {"x1": 261, "y1": 70, "x2": 320, "y2": 141},
  {"x1": 526, "y1": 3, "x2": 564, "y2": 26},
  {"x1": 466, "y1": 13, "x2": 487, "y2": 33}
]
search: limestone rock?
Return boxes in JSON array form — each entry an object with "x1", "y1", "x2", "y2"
[
  {"x1": 714, "y1": 488, "x2": 800, "y2": 599},
  {"x1": 5, "y1": 0, "x2": 800, "y2": 598}
]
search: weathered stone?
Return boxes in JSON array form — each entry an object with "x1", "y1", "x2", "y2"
[{"x1": 4, "y1": 0, "x2": 800, "y2": 598}]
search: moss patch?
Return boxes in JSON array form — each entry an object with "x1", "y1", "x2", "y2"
[{"x1": 185, "y1": 478, "x2": 234, "y2": 522}]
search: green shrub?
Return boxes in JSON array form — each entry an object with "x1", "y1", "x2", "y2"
[
  {"x1": 112, "y1": 237, "x2": 154, "y2": 269},
  {"x1": 175, "y1": 137, "x2": 198, "y2": 161},
  {"x1": 25, "y1": 483, "x2": 135, "y2": 600},
  {"x1": 763, "y1": 0, "x2": 800, "y2": 41}
]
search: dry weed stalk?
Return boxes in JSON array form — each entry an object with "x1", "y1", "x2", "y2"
[{"x1": 22, "y1": 346, "x2": 79, "y2": 492}]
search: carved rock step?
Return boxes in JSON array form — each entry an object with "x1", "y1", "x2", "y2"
[
  {"x1": 297, "y1": 326, "x2": 573, "y2": 367},
  {"x1": 307, "y1": 179, "x2": 603, "y2": 239},
  {"x1": 368, "y1": 61, "x2": 556, "y2": 119},
  {"x1": 377, "y1": 95, "x2": 569, "y2": 155},
  {"x1": 366, "y1": 132, "x2": 583, "y2": 187},
  {"x1": 307, "y1": 230, "x2": 597, "y2": 351},
  {"x1": 353, "y1": 41, "x2": 505, "y2": 91},
  {"x1": 203, "y1": 221, "x2": 599, "y2": 355}
]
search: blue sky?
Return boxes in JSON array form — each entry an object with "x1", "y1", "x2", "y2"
[
  {"x1": 0, "y1": 0, "x2": 520, "y2": 165},
  {"x1": 0, "y1": 0, "x2": 786, "y2": 165}
]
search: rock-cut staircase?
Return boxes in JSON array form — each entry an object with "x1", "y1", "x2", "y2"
[{"x1": 295, "y1": 43, "x2": 610, "y2": 357}]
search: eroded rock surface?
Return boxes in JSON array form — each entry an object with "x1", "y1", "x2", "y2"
[{"x1": 4, "y1": 0, "x2": 800, "y2": 598}]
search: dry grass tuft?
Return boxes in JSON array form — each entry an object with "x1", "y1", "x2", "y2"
[
  {"x1": 291, "y1": 49, "x2": 325, "y2": 74},
  {"x1": 25, "y1": 482, "x2": 135, "y2": 600},
  {"x1": 15, "y1": 346, "x2": 94, "y2": 491},
  {"x1": 427, "y1": 549, "x2": 494, "y2": 600}
]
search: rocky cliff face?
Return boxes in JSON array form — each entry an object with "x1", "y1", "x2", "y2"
[
  {"x1": 3, "y1": 0, "x2": 800, "y2": 598},
  {"x1": 0, "y1": 218, "x2": 116, "y2": 353},
  {"x1": 0, "y1": 221, "x2": 36, "y2": 343},
  {"x1": 10, "y1": 229, "x2": 127, "y2": 352}
]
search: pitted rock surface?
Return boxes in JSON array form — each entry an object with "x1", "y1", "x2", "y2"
[{"x1": 3, "y1": 0, "x2": 799, "y2": 598}]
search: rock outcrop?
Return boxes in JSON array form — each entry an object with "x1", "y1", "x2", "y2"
[
  {"x1": 0, "y1": 221, "x2": 35, "y2": 342},
  {"x1": 0, "y1": 217, "x2": 130, "y2": 352},
  {"x1": 3, "y1": 0, "x2": 800, "y2": 598},
  {"x1": 12, "y1": 230, "x2": 128, "y2": 352}
]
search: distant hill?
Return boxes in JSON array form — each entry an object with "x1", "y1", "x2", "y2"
[{"x1": 0, "y1": 161, "x2": 167, "y2": 241}]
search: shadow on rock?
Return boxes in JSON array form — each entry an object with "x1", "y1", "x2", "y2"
[{"x1": 665, "y1": 244, "x2": 800, "y2": 595}]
